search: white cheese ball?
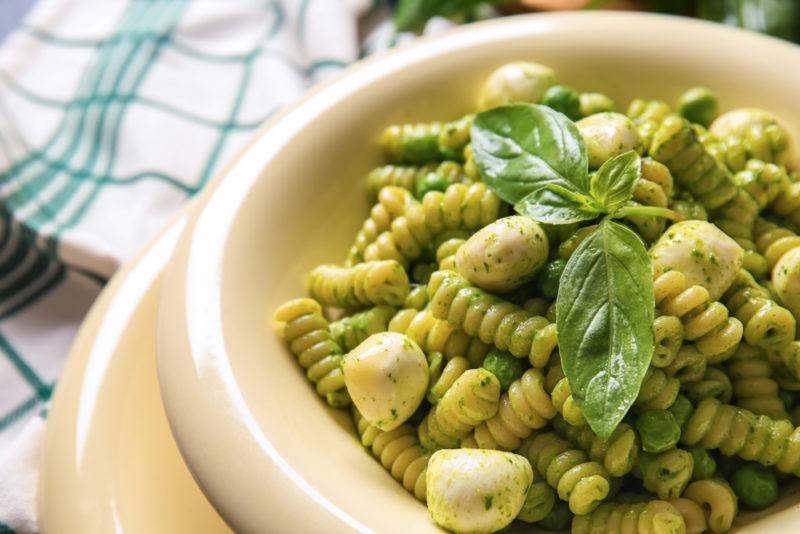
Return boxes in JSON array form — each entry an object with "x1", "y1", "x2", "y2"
[
  {"x1": 455, "y1": 216, "x2": 549, "y2": 293},
  {"x1": 343, "y1": 332, "x2": 427, "y2": 431},
  {"x1": 650, "y1": 220, "x2": 744, "y2": 301},
  {"x1": 478, "y1": 61, "x2": 555, "y2": 110},
  {"x1": 576, "y1": 112, "x2": 644, "y2": 169},
  {"x1": 426, "y1": 449, "x2": 533, "y2": 533},
  {"x1": 773, "y1": 247, "x2": 800, "y2": 319}
]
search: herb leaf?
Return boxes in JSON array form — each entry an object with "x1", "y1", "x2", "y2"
[
  {"x1": 516, "y1": 184, "x2": 601, "y2": 225},
  {"x1": 556, "y1": 219, "x2": 654, "y2": 440},
  {"x1": 471, "y1": 104, "x2": 589, "y2": 204},
  {"x1": 590, "y1": 151, "x2": 641, "y2": 213}
]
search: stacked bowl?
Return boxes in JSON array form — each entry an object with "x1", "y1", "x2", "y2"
[{"x1": 37, "y1": 12, "x2": 800, "y2": 533}]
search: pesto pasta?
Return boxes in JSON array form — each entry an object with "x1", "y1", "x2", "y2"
[{"x1": 273, "y1": 60, "x2": 800, "y2": 533}]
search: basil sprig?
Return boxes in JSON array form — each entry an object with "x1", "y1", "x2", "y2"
[{"x1": 472, "y1": 104, "x2": 677, "y2": 439}]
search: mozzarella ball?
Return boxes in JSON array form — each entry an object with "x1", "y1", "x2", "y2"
[
  {"x1": 576, "y1": 112, "x2": 644, "y2": 169},
  {"x1": 455, "y1": 216, "x2": 549, "y2": 293},
  {"x1": 426, "y1": 449, "x2": 533, "y2": 533},
  {"x1": 478, "y1": 61, "x2": 555, "y2": 110},
  {"x1": 773, "y1": 247, "x2": 800, "y2": 319},
  {"x1": 343, "y1": 332, "x2": 427, "y2": 431},
  {"x1": 650, "y1": 220, "x2": 744, "y2": 301}
]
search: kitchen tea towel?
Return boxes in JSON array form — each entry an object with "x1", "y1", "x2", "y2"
[{"x1": 0, "y1": 0, "x2": 464, "y2": 531}]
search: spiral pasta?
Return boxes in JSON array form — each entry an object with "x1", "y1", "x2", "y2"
[
  {"x1": 329, "y1": 305, "x2": 396, "y2": 351},
  {"x1": 650, "y1": 115, "x2": 737, "y2": 210},
  {"x1": 553, "y1": 415, "x2": 639, "y2": 477},
  {"x1": 652, "y1": 315, "x2": 684, "y2": 368},
  {"x1": 685, "y1": 367, "x2": 732, "y2": 404},
  {"x1": 636, "y1": 367, "x2": 681, "y2": 411},
  {"x1": 683, "y1": 397, "x2": 800, "y2": 476},
  {"x1": 723, "y1": 268, "x2": 796, "y2": 353},
  {"x1": 273, "y1": 298, "x2": 350, "y2": 407},
  {"x1": 364, "y1": 161, "x2": 467, "y2": 202},
  {"x1": 551, "y1": 377, "x2": 587, "y2": 427},
  {"x1": 388, "y1": 308, "x2": 490, "y2": 366},
  {"x1": 426, "y1": 355, "x2": 470, "y2": 404},
  {"x1": 654, "y1": 270, "x2": 743, "y2": 363},
  {"x1": 683, "y1": 479, "x2": 738, "y2": 534},
  {"x1": 363, "y1": 183, "x2": 504, "y2": 268},
  {"x1": 669, "y1": 497, "x2": 708, "y2": 534},
  {"x1": 380, "y1": 115, "x2": 473, "y2": 163},
  {"x1": 348, "y1": 186, "x2": 415, "y2": 265},
  {"x1": 353, "y1": 407, "x2": 428, "y2": 501},
  {"x1": 427, "y1": 270, "x2": 557, "y2": 367},
  {"x1": 463, "y1": 368, "x2": 556, "y2": 451},
  {"x1": 404, "y1": 284, "x2": 428, "y2": 310},
  {"x1": 635, "y1": 449, "x2": 694, "y2": 500},
  {"x1": 572, "y1": 499, "x2": 686, "y2": 534},
  {"x1": 418, "y1": 368, "x2": 501, "y2": 450},
  {"x1": 308, "y1": 260, "x2": 410, "y2": 308},
  {"x1": 726, "y1": 344, "x2": 788, "y2": 420},
  {"x1": 627, "y1": 158, "x2": 675, "y2": 242},
  {"x1": 435, "y1": 238, "x2": 464, "y2": 271},
  {"x1": 663, "y1": 345, "x2": 707, "y2": 384},
  {"x1": 519, "y1": 432, "x2": 612, "y2": 515},
  {"x1": 627, "y1": 99, "x2": 672, "y2": 149}
]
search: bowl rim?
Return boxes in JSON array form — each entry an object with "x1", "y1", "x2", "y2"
[{"x1": 156, "y1": 11, "x2": 800, "y2": 533}]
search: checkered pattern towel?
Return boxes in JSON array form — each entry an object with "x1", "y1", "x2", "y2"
[{"x1": 0, "y1": 0, "x2": 470, "y2": 531}]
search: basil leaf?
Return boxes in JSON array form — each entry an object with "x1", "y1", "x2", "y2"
[
  {"x1": 589, "y1": 151, "x2": 641, "y2": 213},
  {"x1": 394, "y1": 0, "x2": 504, "y2": 31},
  {"x1": 471, "y1": 104, "x2": 589, "y2": 204},
  {"x1": 516, "y1": 184, "x2": 601, "y2": 225},
  {"x1": 556, "y1": 219, "x2": 654, "y2": 440}
]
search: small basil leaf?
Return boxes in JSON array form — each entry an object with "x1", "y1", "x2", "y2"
[
  {"x1": 471, "y1": 104, "x2": 589, "y2": 204},
  {"x1": 589, "y1": 151, "x2": 641, "y2": 213},
  {"x1": 515, "y1": 184, "x2": 601, "y2": 225},
  {"x1": 556, "y1": 219, "x2": 654, "y2": 440}
]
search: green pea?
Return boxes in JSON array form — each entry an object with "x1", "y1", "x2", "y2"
[
  {"x1": 668, "y1": 394, "x2": 694, "y2": 430},
  {"x1": 579, "y1": 92, "x2": 615, "y2": 117},
  {"x1": 779, "y1": 389, "x2": 795, "y2": 410},
  {"x1": 536, "y1": 500, "x2": 572, "y2": 531},
  {"x1": 677, "y1": 86, "x2": 718, "y2": 127},
  {"x1": 538, "y1": 259, "x2": 567, "y2": 300},
  {"x1": 541, "y1": 85, "x2": 582, "y2": 121},
  {"x1": 636, "y1": 409, "x2": 681, "y2": 453},
  {"x1": 482, "y1": 349, "x2": 526, "y2": 391},
  {"x1": 688, "y1": 446, "x2": 717, "y2": 480},
  {"x1": 415, "y1": 171, "x2": 449, "y2": 199},
  {"x1": 732, "y1": 462, "x2": 779, "y2": 510}
]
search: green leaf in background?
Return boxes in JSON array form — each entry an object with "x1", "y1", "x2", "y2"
[
  {"x1": 471, "y1": 104, "x2": 589, "y2": 204},
  {"x1": 515, "y1": 183, "x2": 600, "y2": 225},
  {"x1": 556, "y1": 219, "x2": 654, "y2": 440},
  {"x1": 698, "y1": 0, "x2": 800, "y2": 43},
  {"x1": 394, "y1": 0, "x2": 505, "y2": 31},
  {"x1": 589, "y1": 151, "x2": 641, "y2": 213}
]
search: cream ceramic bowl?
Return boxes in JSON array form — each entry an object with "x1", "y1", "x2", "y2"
[
  {"x1": 39, "y1": 205, "x2": 230, "y2": 533},
  {"x1": 157, "y1": 12, "x2": 800, "y2": 533}
]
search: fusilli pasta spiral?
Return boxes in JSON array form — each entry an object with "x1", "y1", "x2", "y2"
[
  {"x1": 273, "y1": 298, "x2": 350, "y2": 407},
  {"x1": 650, "y1": 115, "x2": 737, "y2": 210},
  {"x1": 463, "y1": 368, "x2": 556, "y2": 451},
  {"x1": 553, "y1": 415, "x2": 639, "y2": 477},
  {"x1": 363, "y1": 183, "x2": 504, "y2": 267},
  {"x1": 654, "y1": 270, "x2": 743, "y2": 363},
  {"x1": 428, "y1": 270, "x2": 557, "y2": 367},
  {"x1": 308, "y1": 260, "x2": 410, "y2": 308},
  {"x1": 683, "y1": 397, "x2": 800, "y2": 476},
  {"x1": 418, "y1": 368, "x2": 501, "y2": 450},
  {"x1": 353, "y1": 408, "x2": 428, "y2": 501},
  {"x1": 572, "y1": 500, "x2": 686, "y2": 534},
  {"x1": 519, "y1": 432, "x2": 612, "y2": 515}
]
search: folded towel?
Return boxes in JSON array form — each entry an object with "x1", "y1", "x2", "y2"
[{"x1": 0, "y1": 0, "x2": 461, "y2": 531}]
